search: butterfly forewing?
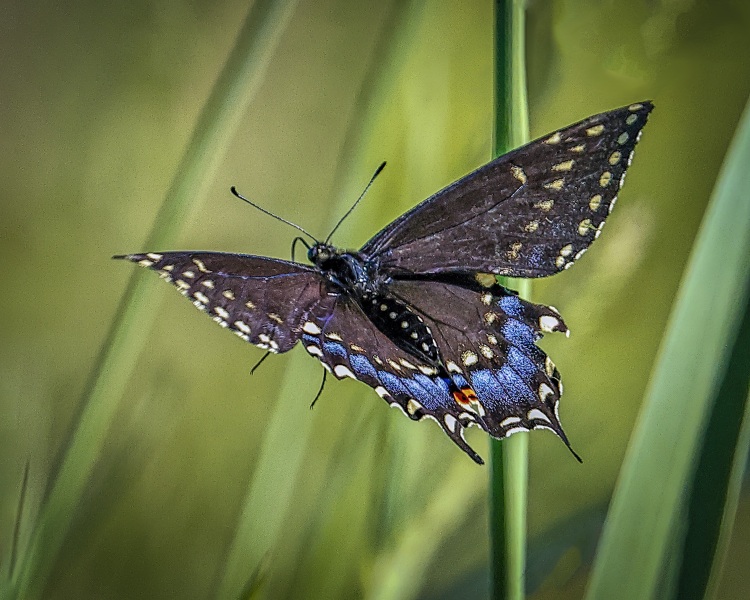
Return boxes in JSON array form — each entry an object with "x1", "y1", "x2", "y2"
[
  {"x1": 363, "y1": 102, "x2": 653, "y2": 278},
  {"x1": 114, "y1": 252, "x2": 325, "y2": 353}
]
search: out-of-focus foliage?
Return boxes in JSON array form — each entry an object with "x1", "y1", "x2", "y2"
[{"x1": 1, "y1": 0, "x2": 750, "y2": 599}]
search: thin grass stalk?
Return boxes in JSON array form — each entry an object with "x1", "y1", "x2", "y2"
[
  {"x1": 585, "y1": 94, "x2": 750, "y2": 600},
  {"x1": 490, "y1": 1, "x2": 529, "y2": 599},
  {"x1": 9, "y1": 2, "x2": 299, "y2": 598}
]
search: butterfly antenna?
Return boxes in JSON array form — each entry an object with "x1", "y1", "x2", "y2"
[
  {"x1": 325, "y1": 161, "x2": 386, "y2": 244},
  {"x1": 231, "y1": 187, "x2": 318, "y2": 243}
]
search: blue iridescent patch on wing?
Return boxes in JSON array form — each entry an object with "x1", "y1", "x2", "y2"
[
  {"x1": 376, "y1": 370, "x2": 453, "y2": 413},
  {"x1": 301, "y1": 333, "x2": 319, "y2": 346},
  {"x1": 323, "y1": 341, "x2": 348, "y2": 359},
  {"x1": 498, "y1": 294, "x2": 523, "y2": 317},
  {"x1": 378, "y1": 371, "x2": 411, "y2": 397},
  {"x1": 449, "y1": 371, "x2": 470, "y2": 389},
  {"x1": 469, "y1": 366, "x2": 534, "y2": 410},
  {"x1": 502, "y1": 318, "x2": 537, "y2": 347},
  {"x1": 350, "y1": 353, "x2": 378, "y2": 379},
  {"x1": 526, "y1": 244, "x2": 547, "y2": 269},
  {"x1": 405, "y1": 373, "x2": 452, "y2": 411},
  {"x1": 506, "y1": 346, "x2": 537, "y2": 379}
]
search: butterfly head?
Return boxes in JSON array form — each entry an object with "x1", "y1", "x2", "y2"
[{"x1": 308, "y1": 242, "x2": 338, "y2": 267}]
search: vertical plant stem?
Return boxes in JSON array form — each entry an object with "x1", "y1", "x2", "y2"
[
  {"x1": 490, "y1": 1, "x2": 529, "y2": 599},
  {"x1": 9, "y1": 1, "x2": 299, "y2": 598}
]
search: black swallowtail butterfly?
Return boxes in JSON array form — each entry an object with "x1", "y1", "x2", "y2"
[{"x1": 115, "y1": 102, "x2": 653, "y2": 465}]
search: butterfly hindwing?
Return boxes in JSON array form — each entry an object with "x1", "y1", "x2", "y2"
[
  {"x1": 388, "y1": 277, "x2": 576, "y2": 454},
  {"x1": 114, "y1": 252, "x2": 326, "y2": 353},
  {"x1": 300, "y1": 295, "x2": 487, "y2": 463},
  {"x1": 363, "y1": 102, "x2": 653, "y2": 278}
]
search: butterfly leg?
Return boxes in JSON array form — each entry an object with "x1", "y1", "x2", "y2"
[
  {"x1": 309, "y1": 369, "x2": 327, "y2": 409},
  {"x1": 250, "y1": 351, "x2": 271, "y2": 375}
]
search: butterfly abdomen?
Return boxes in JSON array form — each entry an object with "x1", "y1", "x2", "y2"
[{"x1": 361, "y1": 295, "x2": 440, "y2": 366}]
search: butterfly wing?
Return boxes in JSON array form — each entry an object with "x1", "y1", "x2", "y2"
[
  {"x1": 300, "y1": 294, "x2": 489, "y2": 463},
  {"x1": 361, "y1": 102, "x2": 653, "y2": 277},
  {"x1": 387, "y1": 277, "x2": 577, "y2": 455},
  {"x1": 113, "y1": 252, "x2": 327, "y2": 353}
]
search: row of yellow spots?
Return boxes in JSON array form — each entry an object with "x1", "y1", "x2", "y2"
[
  {"x1": 137, "y1": 252, "x2": 164, "y2": 267},
  {"x1": 553, "y1": 215, "x2": 599, "y2": 268},
  {"x1": 578, "y1": 219, "x2": 594, "y2": 235},
  {"x1": 544, "y1": 178, "x2": 565, "y2": 191},
  {"x1": 506, "y1": 241, "x2": 522, "y2": 261},
  {"x1": 534, "y1": 199, "x2": 554, "y2": 212},
  {"x1": 511, "y1": 165, "x2": 527, "y2": 184},
  {"x1": 474, "y1": 273, "x2": 496, "y2": 288},
  {"x1": 544, "y1": 156, "x2": 584, "y2": 191},
  {"x1": 552, "y1": 159, "x2": 575, "y2": 172},
  {"x1": 143, "y1": 255, "x2": 285, "y2": 351},
  {"x1": 303, "y1": 320, "x2": 442, "y2": 378},
  {"x1": 543, "y1": 103, "x2": 641, "y2": 147},
  {"x1": 192, "y1": 258, "x2": 211, "y2": 273},
  {"x1": 555, "y1": 246, "x2": 573, "y2": 269}
]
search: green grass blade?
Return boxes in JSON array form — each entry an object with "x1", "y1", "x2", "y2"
[
  {"x1": 9, "y1": 2, "x2": 300, "y2": 598},
  {"x1": 490, "y1": 1, "x2": 529, "y2": 600},
  {"x1": 213, "y1": 354, "x2": 322, "y2": 600},
  {"x1": 367, "y1": 461, "x2": 485, "y2": 600},
  {"x1": 676, "y1": 285, "x2": 750, "y2": 598},
  {"x1": 585, "y1": 94, "x2": 750, "y2": 600},
  {"x1": 5, "y1": 461, "x2": 30, "y2": 583}
]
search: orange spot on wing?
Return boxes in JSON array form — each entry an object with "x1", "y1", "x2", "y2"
[{"x1": 452, "y1": 386, "x2": 479, "y2": 407}]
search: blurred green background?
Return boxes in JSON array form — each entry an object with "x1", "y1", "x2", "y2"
[{"x1": 2, "y1": 0, "x2": 750, "y2": 598}]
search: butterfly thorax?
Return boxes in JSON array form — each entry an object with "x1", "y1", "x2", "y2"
[
  {"x1": 309, "y1": 242, "x2": 440, "y2": 365},
  {"x1": 308, "y1": 243, "x2": 382, "y2": 297}
]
